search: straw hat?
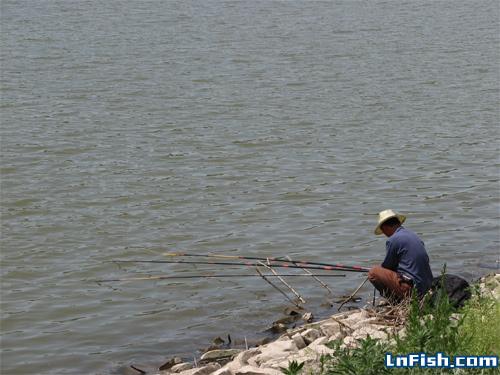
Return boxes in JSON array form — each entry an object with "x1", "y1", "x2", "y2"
[{"x1": 374, "y1": 209, "x2": 406, "y2": 235}]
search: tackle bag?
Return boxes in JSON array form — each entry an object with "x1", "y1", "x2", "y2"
[{"x1": 429, "y1": 274, "x2": 471, "y2": 308}]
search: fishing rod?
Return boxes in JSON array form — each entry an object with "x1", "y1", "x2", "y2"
[
  {"x1": 163, "y1": 252, "x2": 370, "y2": 272},
  {"x1": 112, "y1": 259, "x2": 368, "y2": 273},
  {"x1": 96, "y1": 273, "x2": 347, "y2": 283}
]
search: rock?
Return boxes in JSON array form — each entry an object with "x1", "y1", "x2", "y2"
[
  {"x1": 267, "y1": 322, "x2": 287, "y2": 334},
  {"x1": 178, "y1": 363, "x2": 221, "y2": 375},
  {"x1": 283, "y1": 306, "x2": 304, "y2": 316},
  {"x1": 351, "y1": 317, "x2": 379, "y2": 330},
  {"x1": 352, "y1": 326, "x2": 388, "y2": 341},
  {"x1": 342, "y1": 310, "x2": 369, "y2": 325},
  {"x1": 235, "y1": 365, "x2": 282, "y2": 375},
  {"x1": 201, "y1": 349, "x2": 242, "y2": 362},
  {"x1": 159, "y1": 357, "x2": 183, "y2": 371},
  {"x1": 254, "y1": 337, "x2": 273, "y2": 347},
  {"x1": 306, "y1": 337, "x2": 333, "y2": 356},
  {"x1": 215, "y1": 359, "x2": 245, "y2": 375},
  {"x1": 249, "y1": 340, "x2": 297, "y2": 366},
  {"x1": 234, "y1": 348, "x2": 261, "y2": 365},
  {"x1": 309, "y1": 336, "x2": 328, "y2": 347},
  {"x1": 270, "y1": 340, "x2": 331, "y2": 370},
  {"x1": 342, "y1": 336, "x2": 357, "y2": 348},
  {"x1": 311, "y1": 344, "x2": 334, "y2": 356},
  {"x1": 302, "y1": 312, "x2": 313, "y2": 323},
  {"x1": 291, "y1": 333, "x2": 306, "y2": 350},
  {"x1": 301, "y1": 328, "x2": 321, "y2": 344},
  {"x1": 272, "y1": 352, "x2": 316, "y2": 371},
  {"x1": 320, "y1": 321, "x2": 341, "y2": 337},
  {"x1": 212, "y1": 368, "x2": 233, "y2": 375},
  {"x1": 329, "y1": 331, "x2": 345, "y2": 341},
  {"x1": 171, "y1": 363, "x2": 193, "y2": 373}
]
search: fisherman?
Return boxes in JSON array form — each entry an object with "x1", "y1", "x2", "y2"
[{"x1": 368, "y1": 209, "x2": 433, "y2": 303}]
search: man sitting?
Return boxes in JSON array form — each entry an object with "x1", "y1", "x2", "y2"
[{"x1": 368, "y1": 209, "x2": 433, "y2": 303}]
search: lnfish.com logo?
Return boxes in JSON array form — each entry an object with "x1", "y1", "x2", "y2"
[{"x1": 385, "y1": 353, "x2": 498, "y2": 369}]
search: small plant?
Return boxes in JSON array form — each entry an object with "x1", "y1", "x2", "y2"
[
  {"x1": 280, "y1": 360, "x2": 304, "y2": 375},
  {"x1": 324, "y1": 336, "x2": 390, "y2": 375}
]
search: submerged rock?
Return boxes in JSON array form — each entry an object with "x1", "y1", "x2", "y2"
[
  {"x1": 301, "y1": 312, "x2": 313, "y2": 323},
  {"x1": 159, "y1": 357, "x2": 183, "y2": 371}
]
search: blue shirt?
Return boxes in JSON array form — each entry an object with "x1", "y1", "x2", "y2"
[{"x1": 381, "y1": 226, "x2": 433, "y2": 295}]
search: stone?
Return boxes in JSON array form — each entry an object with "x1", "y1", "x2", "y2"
[
  {"x1": 217, "y1": 359, "x2": 244, "y2": 374},
  {"x1": 320, "y1": 321, "x2": 341, "y2": 337},
  {"x1": 301, "y1": 328, "x2": 321, "y2": 344},
  {"x1": 249, "y1": 340, "x2": 297, "y2": 366},
  {"x1": 178, "y1": 363, "x2": 221, "y2": 375},
  {"x1": 291, "y1": 333, "x2": 306, "y2": 350},
  {"x1": 201, "y1": 349, "x2": 242, "y2": 362},
  {"x1": 342, "y1": 336, "x2": 357, "y2": 348},
  {"x1": 212, "y1": 367, "x2": 233, "y2": 375},
  {"x1": 235, "y1": 365, "x2": 282, "y2": 375},
  {"x1": 302, "y1": 312, "x2": 313, "y2": 323},
  {"x1": 309, "y1": 336, "x2": 328, "y2": 347},
  {"x1": 346, "y1": 310, "x2": 369, "y2": 323},
  {"x1": 329, "y1": 331, "x2": 345, "y2": 341},
  {"x1": 234, "y1": 348, "x2": 261, "y2": 365},
  {"x1": 283, "y1": 306, "x2": 304, "y2": 316},
  {"x1": 310, "y1": 344, "x2": 334, "y2": 356},
  {"x1": 159, "y1": 357, "x2": 183, "y2": 371},
  {"x1": 306, "y1": 337, "x2": 333, "y2": 356},
  {"x1": 351, "y1": 317, "x2": 380, "y2": 330},
  {"x1": 352, "y1": 326, "x2": 388, "y2": 341},
  {"x1": 171, "y1": 363, "x2": 194, "y2": 373},
  {"x1": 272, "y1": 353, "x2": 315, "y2": 370}
]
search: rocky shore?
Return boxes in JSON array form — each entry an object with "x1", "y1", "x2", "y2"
[{"x1": 146, "y1": 273, "x2": 500, "y2": 375}]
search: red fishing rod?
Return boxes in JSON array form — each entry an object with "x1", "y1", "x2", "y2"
[
  {"x1": 163, "y1": 252, "x2": 370, "y2": 272},
  {"x1": 112, "y1": 259, "x2": 368, "y2": 273},
  {"x1": 95, "y1": 273, "x2": 347, "y2": 283}
]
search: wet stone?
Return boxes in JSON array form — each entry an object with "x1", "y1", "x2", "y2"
[
  {"x1": 171, "y1": 363, "x2": 193, "y2": 373},
  {"x1": 159, "y1": 357, "x2": 183, "y2": 371},
  {"x1": 200, "y1": 349, "x2": 242, "y2": 362}
]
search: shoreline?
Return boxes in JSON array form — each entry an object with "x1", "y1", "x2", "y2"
[
  {"x1": 133, "y1": 272, "x2": 500, "y2": 375},
  {"x1": 150, "y1": 307, "x2": 397, "y2": 375}
]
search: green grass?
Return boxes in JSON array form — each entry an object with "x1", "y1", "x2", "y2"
[
  {"x1": 280, "y1": 360, "x2": 305, "y2": 375},
  {"x1": 458, "y1": 287, "x2": 500, "y2": 355},
  {"x1": 323, "y1": 336, "x2": 391, "y2": 375}
]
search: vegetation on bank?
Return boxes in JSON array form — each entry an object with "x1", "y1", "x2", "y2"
[{"x1": 282, "y1": 277, "x2": 500, "y2": 375}]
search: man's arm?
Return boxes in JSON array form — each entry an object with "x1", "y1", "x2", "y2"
[{"x1": 381, "y1": 240, "x2": 399, "y2": 271}]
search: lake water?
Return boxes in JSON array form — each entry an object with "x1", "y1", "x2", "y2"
[{"x1": 1, "y1": 1, "x2": 498, "y2": 374}]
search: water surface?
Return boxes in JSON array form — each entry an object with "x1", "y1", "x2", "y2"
[{"x1": 1, "y1": 1, "x2": 499, "y2": 374}]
